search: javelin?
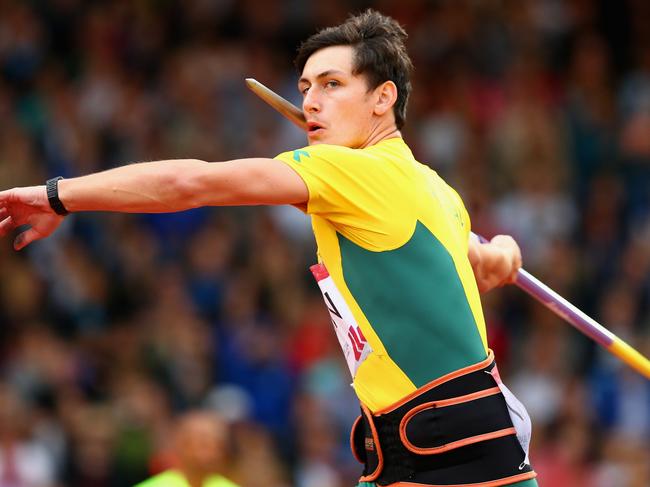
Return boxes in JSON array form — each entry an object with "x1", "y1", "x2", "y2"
[{"x1": 245, "y1": 77, "x2": 650, "y2": 380}]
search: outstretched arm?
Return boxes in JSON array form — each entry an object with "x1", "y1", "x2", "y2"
[
  {"x1": 0, "y1": 157, "x2": 308, "y2": 250},
  {"x1": 468, "y1": 234, "x2": 522, "y2": 293}
]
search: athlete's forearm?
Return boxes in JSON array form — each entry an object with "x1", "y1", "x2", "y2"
[
  {"x1": 58, "y1": 159, "x2": 212, "y2": 213},
  {"x1": 53, "y1": 156, "x2": 307, "y2": 214}
]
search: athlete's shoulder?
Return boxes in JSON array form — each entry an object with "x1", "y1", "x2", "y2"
[
  {"x1": 275, "y1": 143, "x2": 367, "y2": 163},
  {"x1": 276, "y1": 138, "x2": 412, "y2": 162}
]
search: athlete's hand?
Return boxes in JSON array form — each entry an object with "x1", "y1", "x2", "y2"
[
  {"x1": 0, "y1": 186, "x2": 64, "y2": 250},
  {"x1": 488, "y1": 235, "x2": 522, "y2": 284},
  {"x1": 468, "y1": 234, "x2": 522, "y2": 293}
]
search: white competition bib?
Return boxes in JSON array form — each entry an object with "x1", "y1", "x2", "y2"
[{"x1": 310, "y1": 264, "x2": 372, "y2": 378}]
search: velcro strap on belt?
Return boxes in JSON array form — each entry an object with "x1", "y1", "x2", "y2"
[{"x1": 400, "y1": 386, "x2": 515, "y2": 454}]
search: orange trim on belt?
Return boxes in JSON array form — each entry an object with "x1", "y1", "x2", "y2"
[
  {"x1": 384, "y1": 470, "x2": 537, "y2": 486},
  {"x1": 399, "y1": 386, "x2": 513, "y2": 454},
  {"x1": 399, "y1": 387, "x2": 517, "y2": 455},
  {"x1": 432, "y1": 386, "x2": 501, "y2": 408},
  {"x1": 398, "y1": 385, "x2": 503, "y2": 453},
  {"x1": 359, "y1": 403, "x2": 384, "y2": 482},
  {"x1": 350, "y1": 415, "x2": 364, "y2": 464},
  {"x1": 402, "y1": 426, "x2": 516, "y2": 455},
  {"x1": 375, "y1": 350, "x2": 495, "y2": 415}
]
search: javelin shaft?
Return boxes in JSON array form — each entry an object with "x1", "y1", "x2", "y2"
[
  {"x1": 244, "y1": 77, "x2": 650, "y2": 379},
  {"x1": 245, "y1": 79, "x2": 307, "y2": 130},
  {"x1": 515, "y1": 268, "x2": 650, "y2": 378}
]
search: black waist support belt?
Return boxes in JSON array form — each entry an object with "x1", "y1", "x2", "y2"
[{"x1": 350, "y1": 351, "x2": 536, "y2": 486}]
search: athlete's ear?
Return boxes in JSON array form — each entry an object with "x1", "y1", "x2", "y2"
[{"x1": 373, "y1": 81, "x2": 398, "y2": 117}]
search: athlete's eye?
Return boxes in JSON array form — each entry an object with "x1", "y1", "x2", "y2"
[
  {"x1": 300, "y1": 86, "x2": 310, "y2": 95},
  {"x1": 325, "y1": 80, "x2": 339, "y2": 89}
]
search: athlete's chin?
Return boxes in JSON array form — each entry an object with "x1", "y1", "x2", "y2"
[
  {"x1": 307, "y1": 131, "x2": 327, "y2": 146},
  {"x1": 307, "y1": 133, "x2": 351, "y2": 147}
]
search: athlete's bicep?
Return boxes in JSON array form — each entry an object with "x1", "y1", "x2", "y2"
[{"x1": 193, "y1": 158, "x2": 309, "y2": 206}]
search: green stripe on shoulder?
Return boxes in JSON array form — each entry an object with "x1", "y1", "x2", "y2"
[{"x1": 338, "y1": 221, "x2": 486, "y2": 386}]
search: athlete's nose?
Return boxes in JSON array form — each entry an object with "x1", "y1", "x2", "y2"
[{"x1": 303, "y1": 88, "x2": 321, "y2": 114}]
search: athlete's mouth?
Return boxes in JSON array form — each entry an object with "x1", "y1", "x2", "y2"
[{"x1": 307, "y1": 122, "x2": 324, "y2": 133}]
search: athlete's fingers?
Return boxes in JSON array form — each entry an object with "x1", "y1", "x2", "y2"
[
  {"x1": 14, "y1": 227, "x2": 41, "y2": 251},
  {"x1": 0, "y1": 207, "x2": 7, "y2": 220}
]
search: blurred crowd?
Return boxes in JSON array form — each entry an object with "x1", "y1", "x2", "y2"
[{"x1": 0, "y1": 0, "x2": 649, "y2": 486}]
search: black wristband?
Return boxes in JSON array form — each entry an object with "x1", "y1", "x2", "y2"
[{"x1": 46, "y1": 177, "x2": 69, "y2": 216}]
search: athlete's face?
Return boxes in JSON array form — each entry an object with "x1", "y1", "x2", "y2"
[{"x1": 299, "y1": 46, "x2": 378, "y2": 148}]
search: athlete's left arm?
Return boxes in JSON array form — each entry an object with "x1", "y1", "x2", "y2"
[{"x1": 468, "y1": 235, "x2": 522, "y2": 293}]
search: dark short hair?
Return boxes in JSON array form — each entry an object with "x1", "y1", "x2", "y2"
[{"x1": 295, "y1": 9, "x2": 413, "y2": 129}]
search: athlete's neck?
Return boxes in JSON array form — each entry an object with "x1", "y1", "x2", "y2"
[{"x1": 358, "y1": 125, "x2": 402, "y2": 149}]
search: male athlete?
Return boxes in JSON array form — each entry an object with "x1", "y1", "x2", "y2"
[{"x1": 0, "y1": 10, "x2": 536, "y2": 487}]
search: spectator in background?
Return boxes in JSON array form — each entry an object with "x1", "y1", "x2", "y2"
[
  {"x1": 618, "y1": 42, "x2": 650, "y2": 224},
  {"x1": 0, "y1": 383, "x2": 57, "y2": 487},
  {"x1": 135, "y1": 410, "x2": 238, "y2": 487}
]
